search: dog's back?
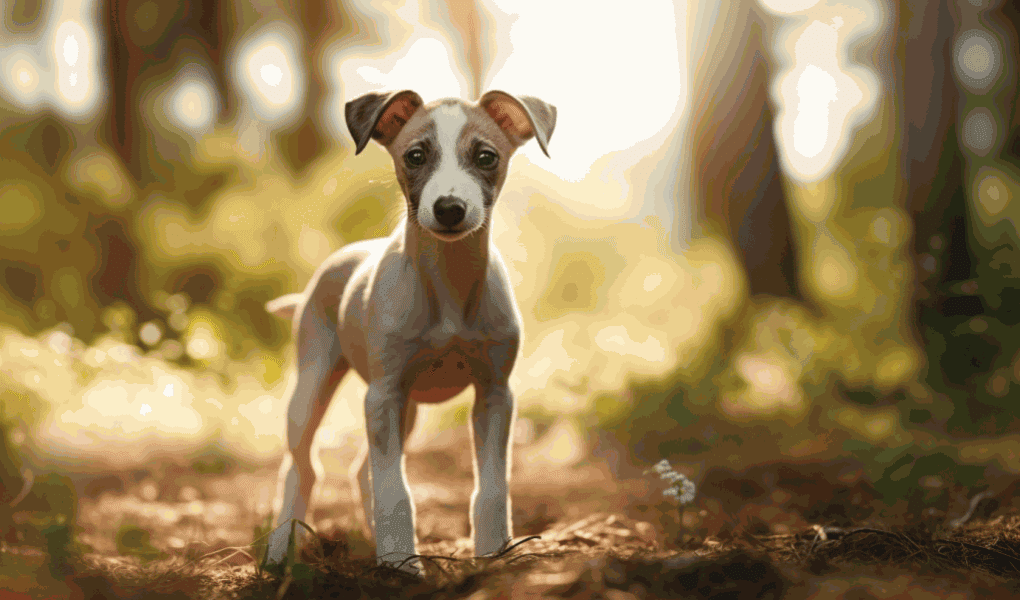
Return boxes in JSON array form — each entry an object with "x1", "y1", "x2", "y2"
[{"x1": 264, "y1": 237, "x2": 389, "y2": 327}]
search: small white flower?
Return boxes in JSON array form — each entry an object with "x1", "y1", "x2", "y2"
[
  {"x1": 662, "y1": 471, "x2": 686, "y2": 484},
  {"x1": 647, "y1": 459, "x2": 697, "y2": 505},
  {"x1": 678, "y1": 480, "x2": 697, "y2": 504}
]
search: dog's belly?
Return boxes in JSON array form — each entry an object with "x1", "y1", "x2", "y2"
[{"x1": 407, "y1": 350, "x2": 475, "y2": 403}]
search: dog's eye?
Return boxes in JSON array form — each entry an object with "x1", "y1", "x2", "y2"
[
  {"x1": 404, "y1": 148, "x2": 426, "y2": 168},
  {"x1": 475, "y1": 150, "x2": 498, "y2": 169}
]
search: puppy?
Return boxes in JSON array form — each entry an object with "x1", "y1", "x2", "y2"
[{"x1": 263, "y1": 90, "x2": 555, "y2": 575}]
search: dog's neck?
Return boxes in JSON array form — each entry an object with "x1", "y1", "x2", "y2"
[{"x1": 400, "y1": 219, "x2": 490, "y2": 321}]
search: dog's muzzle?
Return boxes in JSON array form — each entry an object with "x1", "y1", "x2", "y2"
[{"x1": 433, "y1": 196, "x2": 467, "y2": 228}]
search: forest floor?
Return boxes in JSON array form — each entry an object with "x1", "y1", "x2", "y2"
[{"x1": 4, "y1": 425, "x2": 1020, "y2": 600}]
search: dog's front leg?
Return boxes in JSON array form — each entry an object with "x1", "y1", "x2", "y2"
[
  {"x1": 470, "y1": 382, "x2": 515, "y2": 557},
  {"x1": 364, "y1": 379, "x2": 421, "y2": 575}
]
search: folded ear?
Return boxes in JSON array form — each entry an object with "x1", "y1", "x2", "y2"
[
  {"x1": 345, "y1": 90, "x2": 424, "y2": 154},
  {"x1": 479, "y1": 91, "x2": 556, "y2": 157}
]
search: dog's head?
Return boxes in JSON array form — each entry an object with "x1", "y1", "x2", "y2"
[{"x1": 345, "y1": 91, "x2": 556, "y2": 242}]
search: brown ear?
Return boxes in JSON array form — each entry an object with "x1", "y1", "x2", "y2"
[
  {"x1": 345, "y1": 90, "x2": 424, "y2": 154},
  {"x1": 479, "y1": 91, "x2": 556, "y2": 157}
]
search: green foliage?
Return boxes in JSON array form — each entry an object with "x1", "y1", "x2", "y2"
[
  {"x1": 188, "y1": 444, "x2": 237, "y2": 476},
  {"x1": 907, "y1": 123, "x2": 1020, "y2": 437},
  {"x1": 610, "y1": 376, "x2": 774, "y2": 468},
  {"x1": 10, "y1": 468, "x2": 91, "y2": 576},
  {"x1": 917, "y1": 275, "x2": 1019, "y2": 434},
  {"x1": 43, "y1": 519, "x2": 75, "y2": 578},
  {"x1": 533, "y1": 237, "x2": 626, "y2": 322},
  {"x1": 0, "y1": 378, "x2": 47, "y2": 434},
  {"x1": 115, "y1": 519, "x2": 164, "y2": 562},
  {"x1": 0, "y1": 108, "x2": 408, "y2": 387},
  {"x1": 909, "y1": 409, "x2": 932, "y2": 423},
  {"x1": 872, "y1": 451, "x2": 986, "y2": 503},
  {"x1": 590, "y1": 393, "x2": 630, "y2": 430},
  {"x1": 332, "y1": 182, "x2": 402, "y2": 244},
  {"x1": 25, "y1": 473, "x2": 76, "y2": 520},
  {"x1": 251, "y1": 512, "x2": 274, "y2": 576}
]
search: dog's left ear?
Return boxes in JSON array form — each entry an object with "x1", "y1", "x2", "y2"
[
  {"x1": 345, "y1": 90, "x2": 425, "y2": 155},
  {"x1": 479, "y1": 91, "x2": 556, "y2": 157}
]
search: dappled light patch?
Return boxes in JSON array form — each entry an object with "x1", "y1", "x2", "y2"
[
  {"x1": 535, "y1": 252, "x2": 606, "y2": 320},
  {"x1": 0, "y1": 182, "x2": 45, "y2": 235},
  {"x1": 0, "y1": 325, "x2": 302, "y2": 461},
  {"x1": 62, "y1": 365, "x2": 204, "y2": 435},
  {"x1": 71, "y1": 152, "x2": 133, "y2": 207},
  {"x1": 595, "y1": 325, "x2": 666, "y2": 363}
]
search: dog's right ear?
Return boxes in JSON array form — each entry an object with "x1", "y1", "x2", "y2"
[{"x1": 345, "y1": 90, "x2": 424, "y2": 155}]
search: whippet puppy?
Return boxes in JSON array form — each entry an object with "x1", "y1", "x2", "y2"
[{"x1": 262, "y1": 90, "x2": 556, "y2": 575}]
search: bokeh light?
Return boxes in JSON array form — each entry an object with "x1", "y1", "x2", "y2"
[
  {"x1": 758, "y1": 0, "x2": 822, "y2": 12},
  {"x1": 961, "y1": 108, "x2": 996, "y2": 156},
  {"x1": 768, "y1": 3, "x2": 881, "y2": 182},
  {"x1": 734, "y1": 352, "x2": 801, "y2": 412},
  {"x1": 232, "y1": 26, "x2": 305, "y2": 124},
  {"x1": 484, "y1": 0, "x2": 684, "y2": 182},
  {"x1": 814, "y1": 245, "x2": 857, "y2": 297},
  {"x1": 793, "y1": 65, "x2": 838, "y2": 158},
  {"x1": 134, "y1": 0, "x2": 159, "y2": 32},
  {"x1": 0, "y1": 0, "x2": 103, "y2": 120},
  {"x1": 71, "y1": 152, "x2": 133, "y2": 207},
  {"x1": 331, "y1": 0, "x2": 685, "y2": 184},
  {"x1": 139, "y1": 322, "x2": 163, "y2": 347},
  {"x1": 348, "y1": 38, "x2": 464, "y2": 108},
  {"x1": 978, "y1": 176, "x2": 1007, "y2": 215},
  {"x1": 3, "y1": 53, "x2": 44, "y2": 106},
  {"x1": 954, "y1": 29, "x2": 1000, "y2": 92},
  {"x1": 53, "y1": 19, "x2": 98, "y2": 115},
  {"x1": 973, "y1": 170, "x2": 1015, "y2": 227},
  {"x1": 164, "y1": 66, "x2": 219, "y2": 135},
  {"x1": 0, "y1": 182, "x2": 44, "y2": 234},
  {"x1": 1, "y1": 51, "x2": 44, "y2": 110}
]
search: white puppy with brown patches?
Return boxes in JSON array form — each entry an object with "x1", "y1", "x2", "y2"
[{"x1": 262, "y1": 90, "x2": 555, "y2": 576}]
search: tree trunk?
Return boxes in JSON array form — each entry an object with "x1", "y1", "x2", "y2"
[{"x1": 686, "y1": 1, "x2": 801, "y2": 299}]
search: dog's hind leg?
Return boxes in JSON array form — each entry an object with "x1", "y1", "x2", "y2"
[
  {"x1": 350, "y1": 397, "x2": 417, "y2": 543},
  {"x1": 266, "y1": 298, "x2": 347, "y2": 565}
]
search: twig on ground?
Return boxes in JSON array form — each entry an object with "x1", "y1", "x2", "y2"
[
  {"x1": 948, "y1": 491, "x2": 991, "y2": 530},
  {"x1": 798, "y1": 523, "x2": 1020, "y2": 576},
  {"x1": 486, "y1": 535, "x2": 543, "y2": 559}
]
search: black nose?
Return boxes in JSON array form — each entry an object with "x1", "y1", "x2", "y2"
[{"x1": 433, "y1": 196, "x2": 466, "y2": 227}]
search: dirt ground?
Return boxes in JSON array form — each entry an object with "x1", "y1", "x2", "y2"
[{"x1": 4, "y1": 427, "x2": 1020, "y2": 599}]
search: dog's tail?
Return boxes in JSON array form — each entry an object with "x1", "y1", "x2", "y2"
[{"x1": 265, "y1": 293, "x2": 304, "y2": 321}]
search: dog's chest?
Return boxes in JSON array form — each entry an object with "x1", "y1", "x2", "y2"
[
  {"x1": 422, "y1": 313, "x2": 484, "y2": 348},
  {"x1": 406, "y1": 315, "x2": 500, "y2": 402},
  {"x1": 407, "y1": 349, "x2": 472, "y2": 403}
]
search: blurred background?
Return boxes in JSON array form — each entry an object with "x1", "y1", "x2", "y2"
[{"x1": 0, "y1": 0, "x2": 1019, "y2": 509}]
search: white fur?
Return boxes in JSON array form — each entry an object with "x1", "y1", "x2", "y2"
[{"x1": 417, "y1": 104, "x2": 485, "y2": 236}]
